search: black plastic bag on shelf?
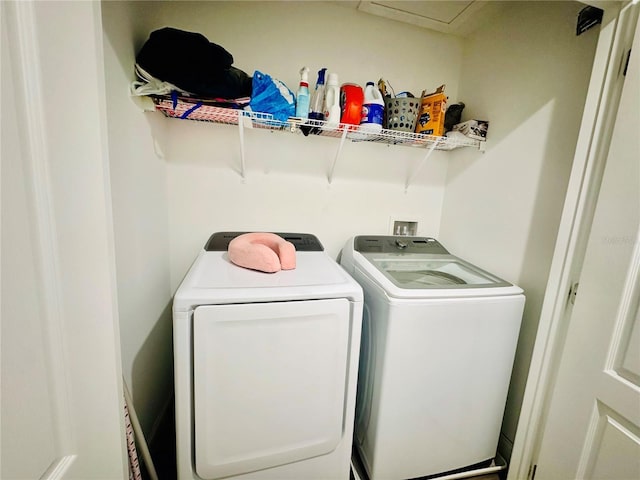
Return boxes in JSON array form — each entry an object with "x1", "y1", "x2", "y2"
[
  {"x1": 444, "y1": 102, "x2": 465, "y2": 132},
  {"x1": 135, "y1": 27, "x2": 252, "y2": 99}
]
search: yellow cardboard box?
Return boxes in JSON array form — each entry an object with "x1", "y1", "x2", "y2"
[{"x1": 415, "y1": 85, "x2": 447, "y2": 136}]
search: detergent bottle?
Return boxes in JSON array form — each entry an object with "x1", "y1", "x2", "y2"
[
  {"x1": 323, "y1": 72, "x2": 341, "y2": 128},
  {"x1": 359, "y1": 81, "x2": 385, "y2": 134},
  {"x1": 295, "y1": 67, "x2": 310, "y2": 118},
  {"x1": 340, "y1": 83, "x2": 364, "y2": 126}
]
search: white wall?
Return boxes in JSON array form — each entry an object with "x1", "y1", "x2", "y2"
[
  {"x1": 101, "y1": 1, "x2": 174, "y2": 437},
  {"x1": 161, "y1": 124, "x2": 452, "y2": 290},
  {"x1": 439, "y1": 1, "x2": 599, "y2": 454},
  {"x1": 147, "y1": 1, "x2": 464, "y2": 106},
  {"x1": 136, "y1": 0, "x2": 468, "y2": 285}
]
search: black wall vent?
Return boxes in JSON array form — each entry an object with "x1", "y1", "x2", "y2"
[{"x1": 577, "y1": 6, "x2": 604, "y2": 36}]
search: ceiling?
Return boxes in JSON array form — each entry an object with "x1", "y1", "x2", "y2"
[{"x1": 354, "y1": 1, "x2": 497, "y2": 36}]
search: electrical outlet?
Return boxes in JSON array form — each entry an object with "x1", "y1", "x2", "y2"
[{"x1": 392, "y1": 220, "x2": 418, "y2": 236}]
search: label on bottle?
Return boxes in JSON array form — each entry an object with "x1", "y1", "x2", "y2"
[
  {"x1": 361, "y1": 103, "x2": 384, "y2": 126},
  {"x1": 296, "y1": 92, "x2": 310, "y2": 118}
]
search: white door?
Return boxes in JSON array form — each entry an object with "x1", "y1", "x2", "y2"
[
  {"x1": 1, "y1": 1, "x2": 127, "y2": 478},
  {"x1": 533, "y1": 11, "x2": 640, "y2": 480}
]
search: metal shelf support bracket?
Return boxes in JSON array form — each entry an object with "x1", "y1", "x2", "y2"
[
  {"x1": 328, "y1": 126, "x2": 349, "y2": 184},
  {"x1": 404, "y1": 140, "x2": 440, "y2": 192},
  {"x1": 238, "y1": 111, "x2": 251, "y2": 179}
]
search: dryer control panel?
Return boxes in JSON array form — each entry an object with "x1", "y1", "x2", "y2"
[
  {"x1": 354, "y1": 236, "x2": 450, "y2": 254},
  {"x1": 205, "y1": 232, "x2": 324, "y2": 251}
]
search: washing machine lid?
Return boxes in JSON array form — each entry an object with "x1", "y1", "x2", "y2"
[
  {"x1": 364, "y1": 254, "x2": 509, "y2": 288},
  {"x1": 174, "y1": 233, "x2": 362, "y2": 311},
  {"x1": 350, "y1": 236, "x2": 522, "y2": 299}
]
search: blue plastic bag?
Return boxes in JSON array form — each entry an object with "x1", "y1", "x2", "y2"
[{"x1": 249, "y1": 70, "x2": 295, "y2": 122}]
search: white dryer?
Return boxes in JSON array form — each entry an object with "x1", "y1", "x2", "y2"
[
  {"x1": 173, "y1": 232, "x2": 363, "y2": 480},
  {"x1": 340, "y1": 235, "x2": 525, "y2": 480}
]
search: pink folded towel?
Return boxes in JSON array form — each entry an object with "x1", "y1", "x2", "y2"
[{"x1": 228, "y1": 232, "x2": 296, "y2": 273}]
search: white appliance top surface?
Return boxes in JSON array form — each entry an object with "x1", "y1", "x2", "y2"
[
  {"x1": 345, "y1": 236, "x2": 523, "y2": 299},
  {"x1": 174, "y1": 250, "x2": 362, "y2": 310},
  {"x1": 356, "y1": 252, "x2": 522, "y2": 299},
  {"x1": 369, "y1": 255, "x2": 504, "y2": 287}
]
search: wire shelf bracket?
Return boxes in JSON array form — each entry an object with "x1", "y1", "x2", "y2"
[
  {"x1": 405, "y1": 140, "x2": 440, "y2": 193},
  {"x1": 328, "y1": 127, "x2": 350, "y2": 184}
]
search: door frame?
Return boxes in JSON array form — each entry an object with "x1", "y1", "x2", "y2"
[
  {"x1": 508, "y1": 1, "x2": 640, "y2": 479},
  {"x1": 3, "y1": 0, "x2": 127, "y2": 477}
]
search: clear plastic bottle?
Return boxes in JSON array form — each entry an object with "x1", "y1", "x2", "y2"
[
  {"x1": 302, "y1": 68, "x2": 327, "y2": 135},
  {"x1": 295, "y1": 67, "x2": 310, "y2": 118},
  {"x1": 308, "y1": 68, "x2": 327, "y2": 124}
]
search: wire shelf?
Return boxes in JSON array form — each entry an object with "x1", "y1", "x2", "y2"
[{"x1": 152, "y1": 96, "x2": 480, "y2": 151}]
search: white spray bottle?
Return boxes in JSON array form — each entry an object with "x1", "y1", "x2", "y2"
[{"x1": 295, "y1": 67, "x2": 310, "y2": 118}]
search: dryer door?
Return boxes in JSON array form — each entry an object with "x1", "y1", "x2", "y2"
[{"x1": 193, "y1": 298, "x2": 351, "y2": 479}]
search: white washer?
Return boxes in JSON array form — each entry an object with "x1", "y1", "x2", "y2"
[
  {"x1": 173, "y1": 232, "x2": 363, "y2": 480},
  {"x1": 340, "y1": 235, "x2": 525, "y2": 480}
]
